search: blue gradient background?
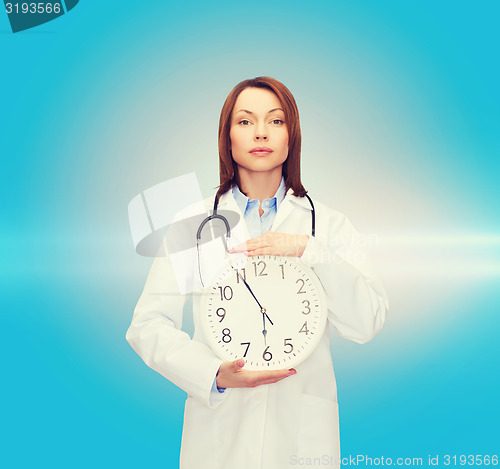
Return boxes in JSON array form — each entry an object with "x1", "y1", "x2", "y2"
[{"x1": 1, "y1": 1, "x2": 499, "y2": 467}]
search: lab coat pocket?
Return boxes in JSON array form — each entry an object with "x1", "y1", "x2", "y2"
[{"x1": 297, "y1": 393, "x2": 340, "y2": 462}]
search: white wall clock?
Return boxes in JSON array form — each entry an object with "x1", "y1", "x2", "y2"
[{"x1": 200, "y1": 255, "x2": 327, "y2": 370}]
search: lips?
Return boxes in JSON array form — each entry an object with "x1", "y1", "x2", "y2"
[{"x1": 250, "y1": 146, "x2": 273, "y2": 156}]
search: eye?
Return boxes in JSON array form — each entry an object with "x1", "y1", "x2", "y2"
[
  {"x1": 239, "y1": 119, "x2": 251, "y2": 126},
  {"x1": 271, "y1": 119, "x2": 284, "y2": 125}
]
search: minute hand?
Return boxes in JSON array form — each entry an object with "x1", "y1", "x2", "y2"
[{"x1": 236, "y1": 272, "x2": 274, "y2": 326}]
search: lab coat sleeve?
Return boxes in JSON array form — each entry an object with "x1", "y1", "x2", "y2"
[
  {"x1": 301, "y1": 209, "x2": 389, "y2": 344},
  {"x1": 126, "y1": 251, "x2": 229, "y2": 408}
]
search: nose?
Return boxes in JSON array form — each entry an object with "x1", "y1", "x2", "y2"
[{"x1": 254, "y1": 122, "x2": 268, "y2": 140}]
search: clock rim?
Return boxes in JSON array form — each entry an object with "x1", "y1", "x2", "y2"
[{"x1": 199, "y1": 254, "x2": 327, "y2": 371}]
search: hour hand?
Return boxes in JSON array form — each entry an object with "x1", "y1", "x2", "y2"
[
  {"x1": 235, "y1": 271, "x2": 273, "y2": 344},
  {"x1": 261, "y1": 307, "x2": 269, "y2": 346},
  {"x1": 263, "y1": 310, "x2": 273, "y2": 326}
]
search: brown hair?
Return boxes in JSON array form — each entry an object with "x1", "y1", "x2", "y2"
[{"x1": 216, "y1": 76, "x2": 306, "y2": 200}]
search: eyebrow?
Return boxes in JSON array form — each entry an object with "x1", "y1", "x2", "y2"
[{"x1": 234, "y1": 107, "x2": 284, "y2": 115}]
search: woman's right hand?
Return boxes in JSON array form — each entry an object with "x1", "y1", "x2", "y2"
[{"x1": 216, "y1": 359, "x2": 296, "y2": 389}]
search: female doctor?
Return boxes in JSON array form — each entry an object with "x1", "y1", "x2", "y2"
[{"x1": 126, "y1": 76, "x2": 389, "y2": 469}]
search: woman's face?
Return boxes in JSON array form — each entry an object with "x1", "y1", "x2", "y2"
[{"x1": 229, "y1": 87, "x2": 289, "y2": 179}]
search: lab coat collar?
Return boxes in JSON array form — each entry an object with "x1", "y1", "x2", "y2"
[
  {"x1": 216, "y1": 188, "x2": 312, "y2": 237},
  {"x1": 216, "y1": 189, "x2": 240, "y2": 211},
  {"x1": 217, "y1": 188, "x2": 312, "y2": 210},
  {"x1": 270, "y1": 188, "x2": 313, "y2": 233},
  {"x1": 285, "y1": 188, "x2": 314, "y2": 210}
]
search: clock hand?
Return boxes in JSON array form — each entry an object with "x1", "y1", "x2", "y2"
[
  {"x1": 263, "y1": 310, "x2": 273, "y2": 326},
  {"x1": 236, "y1": 271, "x2": 263, "y2": 310},
  {"x1": 235, "y1": 271, "x2": 274, "y2": 324},
  {"x1": 261, "y1": 312, "x2": 267, "y2": 347},
  {"x1": 235, "y1": 271, "x2": 272, "y2": 345}
]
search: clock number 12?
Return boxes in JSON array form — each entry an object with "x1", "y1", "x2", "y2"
[{"x1": 252, "y1": 261, "x2": 267, "y2": 277}]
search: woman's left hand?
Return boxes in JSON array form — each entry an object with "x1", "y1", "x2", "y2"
[{"x1": 228, "y1": 231, "x2": 309, "y2": 257}]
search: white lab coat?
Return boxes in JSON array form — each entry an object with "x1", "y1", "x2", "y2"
[{"x1": 126, "y1": 189, "x2": 389, "y2": 469}]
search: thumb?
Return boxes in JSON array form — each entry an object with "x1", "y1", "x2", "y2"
[{"x1": 232, "y1": 358, "x2": 245, "y2": 371}]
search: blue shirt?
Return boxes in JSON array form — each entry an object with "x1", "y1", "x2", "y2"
[
  {"x1": 231, "y1": 177, "x2": 287, "y2": 237},
  {"x1": 212, "y1": 177, "x2": 287, "y2": 394}
]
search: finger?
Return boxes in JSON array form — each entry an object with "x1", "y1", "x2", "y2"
[
  {"x1": 254, "y1": 370, "x2": 297, "y2": 386},
  {"x1": 229, "y1": 234, "x2": 273, "y2": 253},
  {"x1": 258, "y1": 376, "x2": 288, "y2": 386},
  {"x1": 227, "y1": 242, "x2": 249, "y2": 253},
  {"x1": 231, "y1": 245, "x2": 268, "y2": 254},
  {"x1": 259, "y1": 372, "x2": 292, "y2": 383},
  {"x1": 231, "y1": 358, "x2": 245, "y2": 371},
  {"x1": 249, "y1": 245, "x2": 301, "y2": 257},
  {"x1": 245, "y1": 247, "x2": 273, "y2": 256},
  {"x1": 242, "y1": 234, "x2": 273, "y2": 250},
  {"x1": 228, "y1": 235, "x2": 262, "y2": 251},
  {"x1": 247, "y1": 368, "x2": 294, "y2": 383},
  {"x1": 246, "y1": 245, "x2": 293, "y2": 257},
  {"x1": 248, "y1": 237, "x2": 270, "y2": 248}
]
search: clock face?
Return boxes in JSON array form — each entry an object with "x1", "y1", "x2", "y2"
[{"x1": 200, "y1": 255, "x2": 327, "y2": 370}]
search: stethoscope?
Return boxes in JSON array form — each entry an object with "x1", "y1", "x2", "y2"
[{"x1": 196, "y1": 193, "x2": 316, "y2": 287}]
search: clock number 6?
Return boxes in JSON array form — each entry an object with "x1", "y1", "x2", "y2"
[
  {"x1": 284, "y1": 338, "x2": 294, "y2": 354},
  {"x1": 222, "y1": 328, "x2": 232, "y2": 343},
  {"x1": 262, "y1": 346, "x2": 272, "y2": 362}
]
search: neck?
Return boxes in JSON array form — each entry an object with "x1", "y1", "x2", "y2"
[{"x1": 237, "y1": 166, "x2": 283, "y2": 202}]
